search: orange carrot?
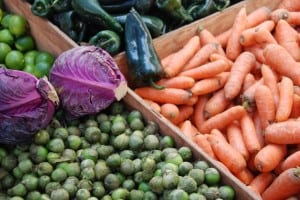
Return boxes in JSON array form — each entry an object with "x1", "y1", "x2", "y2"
[
  {"x1": 242, "y1": 73, "x2": 256, "y2": 92},
  {"x1": 242, "y1": 78, "x2": 264, "y2": 108},
  {"x1": 224, "y1": 51, "x2": 256, "y2": 100},
  {"x1": 193, "y1": 95, "x2": 209, "y2": 132},
  {"x1": 294, "y1": 86, "x2": 300, "y2": 96},
  {"x1": 198, "y1": 27, "x2": 226, "y2": 56},
  {"x1": 274, "y1": 20, "x2": 300, "y2": 61},
  {"x1": 271, "y1": 8, "x2": 300, "y2": 25},
  {"x1": 183, "y1": 43, "x2": 219, "y2": 71},
  {"x1": 199, "y1": 105, "x2": 246, "y2": 134},
  {"x1": 240, "y1": 113, "x2": 262, "y2": 154},
  {"x1": 204, "y1": 89, "x2": 231, "y2": 118},
  {"x1": 254, "y1": 144, "x2": 287, "y2": 172},
  {"x1": 171, "y1": 105, "x2": 194, "y2": 125},
  {"x1": 234, "y1": 167, "x2": 254, "y2": 185},
  {"x1": 254, "y1": 84, "x2": 276, "y2": 129},
  {"x1": 179, "y1": 59, "x2": 228, "y2": 80},
  {"x1": 143, "y1": 99, "x2": 161, "y2": 113},
  {"x1": 226, "y1": 123, "x2": 249, "y2": 161},
  {"x1": 253, "y1": 110, "x2": 265, "y2": 148},
  {"x1": 277, "y1": 151, "x2": 300, "y2": 174},
  {"x1": 161, "y1": 53, "x2": 175, "y2": 69},
  {"x1": 278, "y1": 0, "x2": 300, "y2": 11},
  {"x1": 209, "y1": 53, "x2": 233, "y2": 70},
  {"x1": 163, "y1": 35, "x2": 200, "y2": 77},
  {"x1": 264, "y1": 43, "x2": 300, "y2": 85},
  {"x1": 160, "y1": 103, "x2": 180, "y2": 121},
  {"x1": 276, "y1": 76, "x2": 294, "y2": 122},
  {"x1": 179, "y1": 120, "x2": 198, "y2": 141},
  {"x1": 248, "y1": 172, "x2": 274, "y2": 195},
  {"x1": 244, "y1": 44, "x2": 265, "y2": 63},
  {"x1": 261, "y1": 64, "x2": 280, "y2": 107},
  {"x1": 207, "y1": 129, "x2": 247, "y2": 174},
  {"x1": 265, "y1": 120, "x2": 300, "y2": 144},
  {"x1": 226, "y1": 7, "x2": 248, "y2": 60},
  {"x1": 291, "y1": 94, "x2": 300, "y2": 118},
  {"x1": 186, "y1": 95, "x2": 199, "y2": 106},
  {"x1": 193, "y1": 133, "x2": 216, "y2": 159},
  {"x1": 262, "y1": 167, "x2": 300, "y2": 200},
  {"x1": 155, "y1": 76, "x2": 195, "y2": 89},
  {"x1": 240, "y1": 20, "x2": 276, "y2": 46},
  {"x1": 253, "y1": 28, "x2": 277, "y2": 45},
  {"x1": 190, "y1": 72, "x2": 229, "y2": 96}
]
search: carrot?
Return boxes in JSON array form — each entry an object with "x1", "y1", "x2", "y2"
[
  {"x1": 253, "y1": 110, "x2": 265, "y2": 148},
  {"x1": 226, "y1": 122, "x2": 250, "y2": 161},
  {"x1": 224, "y1": 51, "x2": 256, "y2": 100},
  {"x1": 253, "y1": 28, "x2": 277, "y2": 45},
  {"x1": 171, "y1": 105, "x2": 194, "y2": 125},
  {"x1": 193, "y1": 133, "x2": 216, "y2": 159},
  {"x1": 179, "y1": 120, "x2": 198, "y2": 141},
  {"x1": 198, "y1": 27, "x2": 226, "y2": 56},
  {"x1": 277, "y1": 151, "x2": 300, "y2": 174},
  {"x1": 134, "y1": 87, "x2": 192, "y2": 105},
  {"x1": 290, "y1": 94, "x2": 300, "y2": 118},
  {"x1": 182, "y1": 43, "x2": 219, "y2": 71},
  {"x1": 193, "y1": 95, "x2": 209, "y2": 132},
  {"x1": 209, "y1": 53, "x2": 233, "y2": 70},
  {"x1": 161, "y1": 53, "x2": 174, "y2": 69},
  {"x1": 163, "y1": 35, "x2": 200, "y2": 77},
  {"x1": 207, "y1": 129, "x2": 247, "y2": 174},
  {"x1": 261, "y1": 64, "x2": 279, "y2": 107},
  {"x1": 248, "y1": 172, "x2": 274, "y2": 195},
  {"x1": 262, "y1": 167, "x2": 300, "y2": 200},
  {"x1": 190, "y1": 72, "x2": 229, "y2": 96},
  {"x1": 278, "y1": 0, "x2": 300, "y2": 11},
  {"x1": 216, "y1": 6, "x2": 272, "y2": 48},
  {"x1": 263, "y1": 43, "x2": 300, "y2": 85},
  {"x1": 226, "y1": 7, "x2": 248, "y2": 60},
  {"x1": 293, "y1": 86, "x2": 300, "y2": 96},
  {"x1": 265, "y1": 120, "x2": 300, "y2": 144},
  {"x1": 179, "y1": 59, "x2": 228, "y2": 80},
  {"x1": 199, "y1": 105, "x2": 246, "y2": 134},
  {"x1": 240, "y1": 20, "x2": 276, "y2": 46},
  {"x1": 244, "y1": 44, "x2": 265, "y2": 63},
  {"x1": 254, "y1": 144, "x2": 287, "y2": 172},
  {"x1": 234, "y1": 167, "x2": 254, "y2": 185},
  {"x1": 155, "y1": 76, "x2": 195, "y2": 89},
  {"x1": 143, "y1": 99, "x2": 161, "y2": 113},
  {"x1": 186, "y1": 95, "x2": 199, "y2": 106},
  {"x1": 242, "y1": 73, "x2": 256, "y2": 92},
  {"x1": 240, "y1": 113, "x2": 261, "y2": 154},
  {"x1": 160, "y1": 103, "x2": 180, "y2": 121},
  {"x1": 242, "y1": 78, "x2": 264, "y2": 108},
  {"x1": 274, "y1": 20, "x2": 300, "y2": 61},
  {"x1": 271, "y1": 8, "x2": 300, "y2": 25},
  {"x1": 204, "y1": 89, "x2": 231, "y2": 118},
  {"x1": 276, "y1": 76, "x2": 294, "y2": 122}
]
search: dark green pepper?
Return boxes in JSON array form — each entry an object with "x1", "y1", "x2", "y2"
[
  {"x1": 101, "y1": 0, "x2": 136, "y2": 13},
  {"x1": 52, "y1": 11, "x2": 86, "y2": 43},
  {"x1": 71, "y1": 0, "x2": 124, "y2": 34},
  {"x1": 125, "y1": 9, "x2": 165, "y2": 88},
  {"x1": 89, "y1": 30, "x2": 121, "y2": 56},
  {"x1": 155, "y1": 0, "x2": 193, "y2": 24},
  {"x1": 113, "y1": 13, "x2": 166, "y2": 37},
  {"x1": 187, "y1": 0, "x2": 230, "y2": 19},
  {"x1": 135, "y1": 0, "x2": 155, "y2": 14},
  {"x1": 98, "y1": 0, "x2": 124, "y2": 4},
  {"x1": 214, "y1": 0, "x2": 231, "y2": 11},
  {"x1": 51, "y1": 0, "x2": 72, "y2": 13},
  {"x1": 31, "y1": 0, "x2": 52, "y2": 17}
]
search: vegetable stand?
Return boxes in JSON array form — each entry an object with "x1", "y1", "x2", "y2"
[{"x1": 1, "y1": 0, "x2": 287, "y2": 199}]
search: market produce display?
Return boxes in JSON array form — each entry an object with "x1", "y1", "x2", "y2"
[
  {"x1": 0, "y1": 101, "x2": 236, "y2": 199},
  {"x1": 132, "y1": 0, "x2": 300, "y2": 199},
  {"x1": 26, "y1": 0, "x2": 239, "y2": 55}
]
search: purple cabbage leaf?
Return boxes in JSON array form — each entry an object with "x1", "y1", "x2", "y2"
[
  {"x1": 0, "y1": 67, "x2": 59, "y2": 144},
  {"x1": 49, "y1": 45, "x2": 128, "y2": 118}
]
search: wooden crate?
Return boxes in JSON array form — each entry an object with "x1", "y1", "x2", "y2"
[{"x1": 3, "y1": 0, "x2": 282, "y2": 199}]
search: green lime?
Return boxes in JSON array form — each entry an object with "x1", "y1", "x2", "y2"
[
  {"x1": 24, "y1": 50, "x2": 38, "y2": 65},
  {"x1": 205, "y1": 167, "x2": 221, "y2": 186},
  {"x1": 0, "y1": 29, "x2": 14, "y2": 45},
  {"x1": 23, "y1": 63, "x2": 35, "y2": 74},
  {"x1": 15, "y1": 35, "x2": 35, "y2": 52},
  {"x1": 1, "y1": 14, "x2": 12, "y2": 28},
  {"x1": 35, "y1": 51, "x2": 55, "y2": 65},
  {"x1": 219, "y1": 185, "x2": 235, "y2": 200},
  {"x1": 8, "y1": 14, "x2": 28, "y2": 37},
  {"x1": 33, "y1": 62, "x2": 52, "y2": 78},
  {"x1": 5, "y1": 50, "x2": 24, "y2": 70},
  {"x1": 0, "y1": 42, "x2": 11, "y2": 63}
]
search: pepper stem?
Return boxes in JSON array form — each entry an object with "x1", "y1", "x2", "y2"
[{"x1": 149, "y1": 79, "x2": 165, "y2": 90}]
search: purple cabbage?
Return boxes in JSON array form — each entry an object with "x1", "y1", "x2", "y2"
[
  {"x1": 49, "y1": 45, "x2": 128, "y2": 118},
  {"x1": 0, "y1": 67, "x2": 59, "y2": 144}
]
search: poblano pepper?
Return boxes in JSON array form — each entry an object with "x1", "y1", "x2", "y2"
[
  {"x1": 187, "y1": 0, "x2": 230, "y2": 19},
  {"x1": 155, "y1": 0, "x2": 193, "y2": 24},
  {"x1": 31, "y1": 0, "x2": 52, "y2": 17},
  {"x1": 125, "y1": 9, "x2": 165, "y2": 89},
  {"x1": 51, "y1": 0, "x2": 72, "y2": 13},
  {"x1": 71, "y1": 0, "x2": 124, "y2": 35},
  {"x1": 89, "y1": 30, "x2": 121, "y2": 56}
]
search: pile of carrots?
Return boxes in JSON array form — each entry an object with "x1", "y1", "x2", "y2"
[{"x1": 134, "y1": 0, "x2": 300, "y2": 199}]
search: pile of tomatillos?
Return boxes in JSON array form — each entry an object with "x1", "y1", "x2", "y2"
[{"x1": 0, "y1": 101, "x2": 235, "y2": 200}]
